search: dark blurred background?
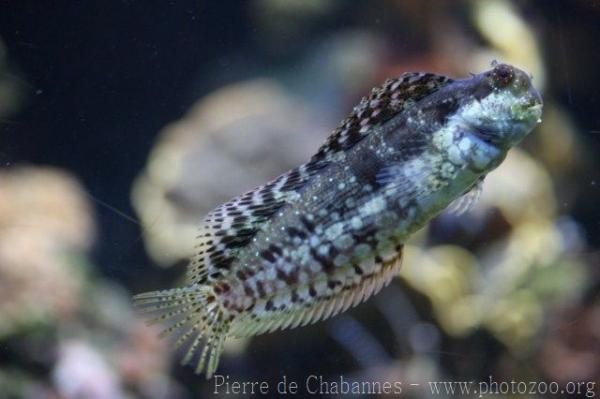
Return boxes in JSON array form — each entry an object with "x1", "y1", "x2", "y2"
[{"x1": 0, "y1": 1, "x2": 598, "y2": 398}]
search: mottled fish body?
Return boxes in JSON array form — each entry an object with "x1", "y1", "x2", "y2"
[{"x1": 134, "y1": 62, "x2": 543, "y2": 378}]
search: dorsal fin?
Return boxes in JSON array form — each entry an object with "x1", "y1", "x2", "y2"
[
  {"x1": 312, "y1": 72, "x2": 453, "y2": 162},
  {"x1": 187, "y1": 160, "x2": 327, "y2": 285}
]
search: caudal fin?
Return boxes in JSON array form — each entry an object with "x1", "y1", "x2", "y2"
[{"x1": 133, "y1": 285, "x2": 230, "y2": 378}]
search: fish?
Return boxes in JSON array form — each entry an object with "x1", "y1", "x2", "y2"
[{"x1": 133, "y1": 62, "x2": 543, "y2": 378}]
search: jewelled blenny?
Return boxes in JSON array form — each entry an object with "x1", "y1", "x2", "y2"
[{"x1": 134, "y1": 62, "x2": 543, "y2": 378}]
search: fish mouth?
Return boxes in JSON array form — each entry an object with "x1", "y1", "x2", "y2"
[
  {"x1": 514, "y1": 89, "x2": 543, "y2": 120},
  {"x1": 528, "y1": 103, "x2": 543, "y2": 119}
]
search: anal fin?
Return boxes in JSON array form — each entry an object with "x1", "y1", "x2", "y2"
[{"x1": 230, "y1": 248, "x2": 403, "y2": 338}]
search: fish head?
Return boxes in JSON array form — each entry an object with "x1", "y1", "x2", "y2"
[
  {"x1": 463, "y1": 62, "x2": 542, "y2": 147},
  {"x1": 455, "y1": 63, "x2": 543, "y2": 166},
  {"x1": 429, "y1": 62, "x2": 543, "y2": 172}
]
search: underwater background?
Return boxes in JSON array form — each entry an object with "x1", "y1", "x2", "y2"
[{"x1": 0, "y1": 1, "x2": 598, "y2": 398}]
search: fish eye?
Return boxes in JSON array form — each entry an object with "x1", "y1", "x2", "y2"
[{"x1": 491, "y1": 64, "x2": 514, "y2": 88}]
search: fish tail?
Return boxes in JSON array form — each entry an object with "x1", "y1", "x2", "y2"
[{"x1": 133, "y1": 284, "x2": 231, "y2": 379}]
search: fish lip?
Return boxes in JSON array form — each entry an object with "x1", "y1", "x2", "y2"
[
  {"x1": 516, "y1": 102, "x2": 543, "y2": 123},
  {"x1": 529, "y1": 103, "x2": 543, "y2": 110}
]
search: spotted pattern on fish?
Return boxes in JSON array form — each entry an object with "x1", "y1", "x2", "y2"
[
  {"x1": 187, "y1": 160, "x2": 327, "y2": 285},
  {"x1": 312, "y1": 72, "x2": 453, "y2": 162},
  {"x1": 134, "y1": 63, "x2": 543, "y2": 379}
]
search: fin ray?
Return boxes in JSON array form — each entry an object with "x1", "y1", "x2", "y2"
[
  {"x1": 133, "y1": 285, "x2": 231, "y2": 379},
  {"x1": 230, "y1": 250, "x2": 403, "y2": 338},
  {"x1": 447, "y1": 176, "x2": 484, "y2": 215}
]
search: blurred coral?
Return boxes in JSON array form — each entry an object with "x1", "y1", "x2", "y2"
[
  {"x1": 0, "y1": 166, "x2": 94, "y2": 337},
  {"x1": 537, "y1": 302, "x2": 600, "y2": 383},
  {"x1": 0, "y1": 166, "x2": 181, "y2": 397},
  {"x1": 471, "y1": 0, "x2": 545, "y2": 89},
  {"x1": 401, "y1": 149, "x2": 588, "y2": 350},
  {"x1": 53, "y1": 340, "x2": 126, "y2": 399},
  {"x1": 132, "y1": 80, "x2": 328, "y2": 266}
]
